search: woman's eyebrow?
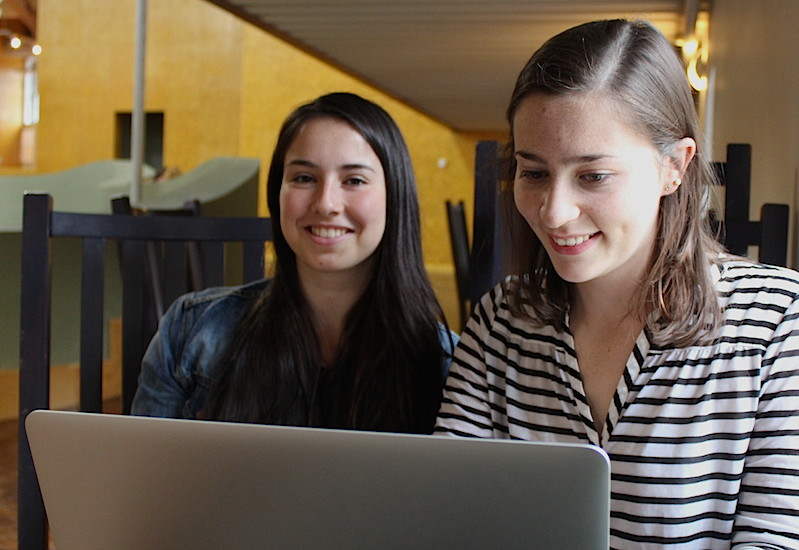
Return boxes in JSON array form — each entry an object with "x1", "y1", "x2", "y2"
[
  {"x1": 285, "y1": 158, "x2": 317, "y2": 168},
  {"x1": 515, "y1": 150, "x2": 545, "y2": 163},
  {"x1": 515, "y1": 150, "x2": 609, "y2": 164},
  {"x1": 341, "y1": 163, "x2": 377, "y2": 172},
  {"x1": 286, "y1": 158, "x2": 377, "y2": 172}
]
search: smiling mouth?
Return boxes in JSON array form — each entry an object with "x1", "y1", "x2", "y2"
[
  {"x1": 552, "y1": 233, "x2": 597, "y2": 247},
  {"x1": 310, "y1": 226, "x2": 348, "y2": 238}
]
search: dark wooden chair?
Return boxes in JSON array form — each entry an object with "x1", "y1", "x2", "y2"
[
  {"x1": 18, "y1": 192, "x2": 273, "y2": 550},
  {"x1": 470, "y1": 140, "x2": 507, "y2": 305}
]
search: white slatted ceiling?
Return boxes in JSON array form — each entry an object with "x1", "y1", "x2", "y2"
[{"x1": 209, "y1": 0, "x2": 692, "y2": 132}]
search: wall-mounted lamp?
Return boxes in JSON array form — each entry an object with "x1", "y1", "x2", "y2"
[
  {"x1": 684, "y1": 38, "x2": 708, "y2": 91},
  {"x1": 677, "y1": 35, "x2": 708, "y2": 92}
]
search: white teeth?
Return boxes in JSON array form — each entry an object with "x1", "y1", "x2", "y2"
[
  {"x1": 311, "y1": 227, "x2": 346, "y2": 238},
  {"x1": 554, "y1": 235, "x2": 590, "y2": 247}
]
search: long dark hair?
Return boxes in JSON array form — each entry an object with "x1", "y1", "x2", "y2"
[
  {"x1": 204, "y1": 92, "x2": 448, "y2": 433},
  {"x1": 502, "y1": 20, "x2": 722, "y2": 346}
]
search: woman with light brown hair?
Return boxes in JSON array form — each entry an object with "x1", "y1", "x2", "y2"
[{"x1": 436, "y1": 19, "x2": 799, "y2": 547}]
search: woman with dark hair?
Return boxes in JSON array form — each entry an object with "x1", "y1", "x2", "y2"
[
  {"x1": 133, "y1": 92, "x2": 456, "y2": 434},
  {"x1": 436, "y1": 20, "x2": 799, "y2": 547}
]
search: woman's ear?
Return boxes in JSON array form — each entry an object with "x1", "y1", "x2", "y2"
[{"x1": 662, "y1": 137, "x2": 696, "y2": 196}]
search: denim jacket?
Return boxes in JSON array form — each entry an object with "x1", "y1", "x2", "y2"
[{"x1": 131, "y1": 278, "x2": 458, "y2": 420}]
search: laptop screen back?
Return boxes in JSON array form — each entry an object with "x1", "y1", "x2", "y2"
[{"x1": 26, "y1": 410, "x2": 610, "y2": 550}]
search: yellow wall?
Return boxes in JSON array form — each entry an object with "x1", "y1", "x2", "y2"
[{"x1": 35, "y1": 0, "x2": 479, "y2": 269}]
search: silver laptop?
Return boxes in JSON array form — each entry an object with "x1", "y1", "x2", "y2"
[{"x1": 26, "y1": 409, "x2": 610, "y2": 550}]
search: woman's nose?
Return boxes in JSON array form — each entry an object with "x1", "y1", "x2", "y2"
[
  {"x1": 313, "y1": 180, "x2": 342, "y2": 215},
  {"x1": 539, "y1": 182, "x2": 580, "y2": 228}
]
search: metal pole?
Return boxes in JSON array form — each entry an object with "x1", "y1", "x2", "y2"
[{"x1": 131, "y1": 0, "x2": 147, "y2": 206}]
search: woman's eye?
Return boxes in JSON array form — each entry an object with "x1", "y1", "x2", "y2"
[
  {"x1": 518, "y1": 169, "x2": 547, "y2": 181},
  {"x1": 290, "y1": 174, "x2": 314, "y2": 184},
  {"x1": 345, "y1": 177, "x2": 367, "y2": 186},
  {"x1": 581, "y1": 173, "x2": 609, "y2": 183}
]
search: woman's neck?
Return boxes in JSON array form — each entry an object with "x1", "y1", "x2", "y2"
[
  {"x1": 298, "y1": 267, "x2": 370, "y2": 366},
  {"x1": 568, "y1": 275, "x2": 647, "y2": 433},
  {"x1": 570, "y1": 275, "x2": 643, "y2": 329}
]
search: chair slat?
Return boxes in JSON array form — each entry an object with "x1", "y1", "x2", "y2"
[
  {"x1": 52, "y1": 210, "x2": 270, "y2": 241},
  {"x1": 446, "y1": 200, "x2": 470, "y2": 331},
  {"x1": 119, "y1": 239, "x2": 148, "y2": 416},
  {"x1": 162, "y1": 241, "x2": 190, "y2": 306},
  {"x1": 202, "y1": 241, "x2": 226, "y2": 287},
  {"x1": 18, "y1": 194, "x2": 53, "y2": 550},
  {"x1": 79, "y1": 237, "x2": 105, "y2": 413}
]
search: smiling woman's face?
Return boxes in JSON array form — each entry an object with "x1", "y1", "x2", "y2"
[
  {"x1": 511, "y1": 93, "x2": 690, "y2": 290},
  {"x1": 279, "y1": 116, "x2": 387, "y2": 284}
]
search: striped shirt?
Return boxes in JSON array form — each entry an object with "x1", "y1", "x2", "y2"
[{"x1": 435, "y1": 260, "x2": 799, "y2": 549}]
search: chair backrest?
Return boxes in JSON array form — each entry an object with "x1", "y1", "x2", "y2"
[
  {"x1": 18, "y1": 192, "x2": 273, "y2": 550},
  {"x1": 111, "y1": 196, "x2": 206, "y2": 346},
  {"x1": 712, "y1": 143, "x2": 789, "y2": 266},
  {"x1": 445, "y1": 200, "x2": 470, "y2": 331}
]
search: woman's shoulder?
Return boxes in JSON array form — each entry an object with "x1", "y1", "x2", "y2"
[
  {"x1": 157, "y1": 279, "x2": 272, "y2": 358},
  {"x1": 715, "y1": 258, "x2": 799, "y2": 314},
  {"x1": 179, "y1": 278, "x2": 270, "y2": 307},
  {"x1": 717, "y1": 257, "x2": 799, "y2": 290},
  {"x1": 474, "y1": 278, "x2": 512, "y2": 307},
  {"x1": 166, "y1": 278, "x2": 271, "y2": 328},
  {"x1": 469, "y1": 277, "x2": 550, "y2": 332}
]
